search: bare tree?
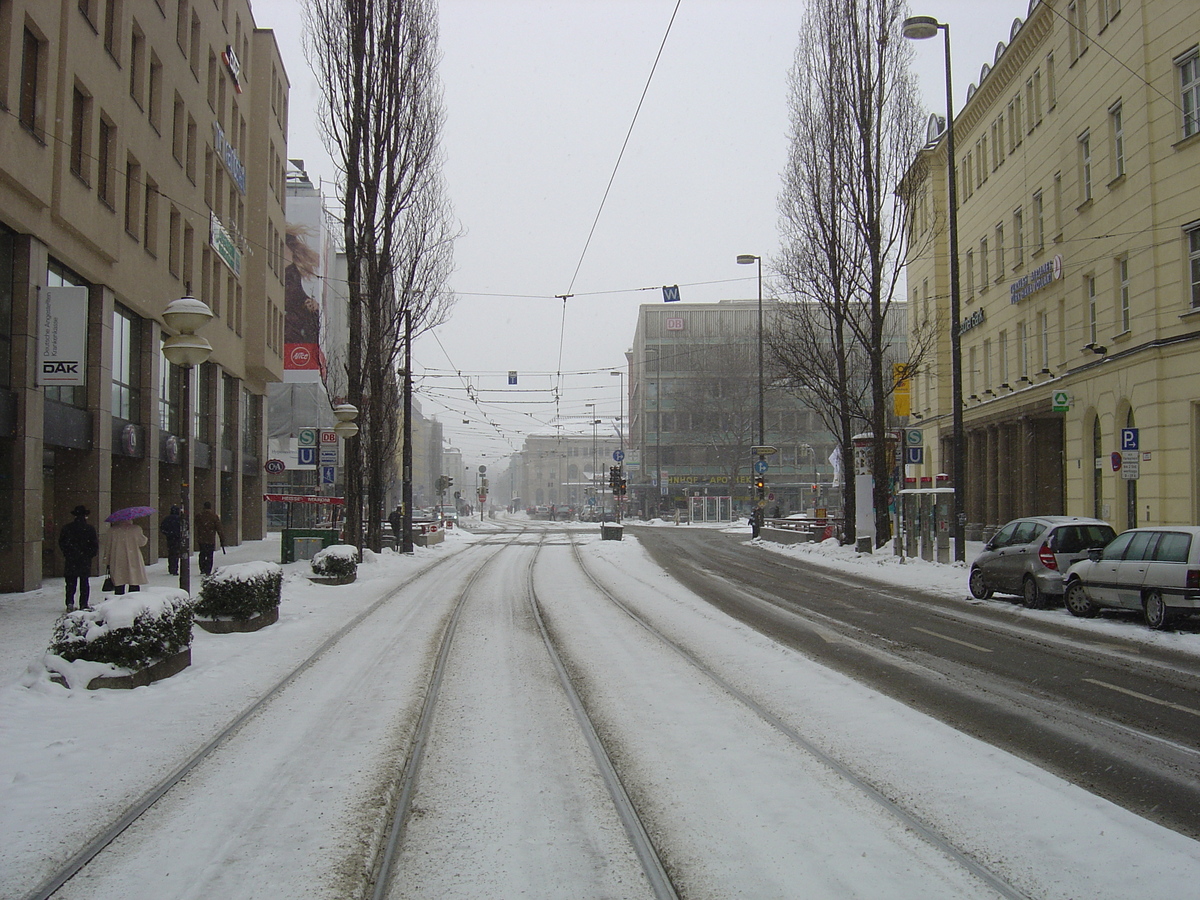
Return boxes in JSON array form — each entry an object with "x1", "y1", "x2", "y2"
[
  {"x1": 304, "y1": 0, "x2": 456, "y2": 550},
  {"x1": 774, "y1": 0, "x2": 928, "y2": 545}
]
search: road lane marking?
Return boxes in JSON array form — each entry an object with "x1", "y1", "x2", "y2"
[
  {"x1": 1083, "y1": 678, "x2": 1200, "y2": 718},
  {"x1": 911, "y1": 627, "x2": 993, "y2": 653}
]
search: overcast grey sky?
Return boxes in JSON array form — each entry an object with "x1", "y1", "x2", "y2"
[{"x1": 254, "y1": 0, "x2": 1032, "y2": 465}]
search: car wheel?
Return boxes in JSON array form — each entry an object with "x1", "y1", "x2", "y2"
[
  {"x1": 1144, "y1": 590, "x2": 1174, "y2": 631},
  {"x1": 1022, "y1": 576, "x2": 1047, "y2": 609},
  {"x1": 1064, "y1": 581, "x2": 1098, "y2": 618},
  {"x1": 968, "y1": 567, "x2": 993, "y2": 599}
]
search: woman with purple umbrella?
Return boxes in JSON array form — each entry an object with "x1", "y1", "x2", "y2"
[{"x1": 103, "y1": 507, "x2": 153, "y2": 594}]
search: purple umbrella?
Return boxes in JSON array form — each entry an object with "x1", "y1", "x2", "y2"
[{"x1": 105, "y1": 506, "x2": 156, "y2": 523}]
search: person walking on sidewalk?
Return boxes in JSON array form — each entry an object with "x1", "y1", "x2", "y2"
[
  {"x1": 159, "y1": 505, "x2": 183, "y2": 575},
  {"x1": 195, "y1": 502, "x2": 225, "y2": 576},
  {"x1": 58, "y1": 505, "x2": 99, "y2": 611},
  {"x1": 104, "y1": 520, "x2": 148, "y2": 595}
]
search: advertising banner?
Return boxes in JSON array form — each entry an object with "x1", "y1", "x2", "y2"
[
  {"x1": 284, "y1": 191, "x2": 330, "y2": 381},
  {"x1": 39, "y1": 286, "x2": 88, "y2": 386}
]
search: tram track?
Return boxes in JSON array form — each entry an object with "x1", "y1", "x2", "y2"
[
  {"x1": 560, "y1": 533, "x2": 1032, "y2": 900},
  {"x1": 26, "y1": 535, "x2": 518, "y2": 900},
  {"x1": 367, "y1": 529, "x2": 678, "y2": 900}
]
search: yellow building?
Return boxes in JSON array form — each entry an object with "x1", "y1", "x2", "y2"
[
  {"x1": 905, "y1": 0, "x2": 1200, "y2": 538},
  {"x1": 1, "y1": 1, "x2": 289, "y2": 590}
]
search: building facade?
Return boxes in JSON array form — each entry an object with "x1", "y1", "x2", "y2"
[
  {"x1": 1, "y1": 0, "x2": 288, "y2": 590},
  {"x1": 629, "y1": 300, "x2": 837, "y2": 518},
  {"x1": 905, "y1": 0, "x2": 1200, "y2": 536},
  {"x1": 510, "y1": 431, "x2": 621, "y2": 513}
]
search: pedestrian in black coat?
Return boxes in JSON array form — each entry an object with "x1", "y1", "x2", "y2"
[
  {"x1": 59, "y1": 505, "x2": 99, "y2": 611},
  {"x1": 389, "y1": 506, "x2": 403, "y2": 540},
  {"x1": 159, "y1": 506, "x2": 183, "y2": 575}
]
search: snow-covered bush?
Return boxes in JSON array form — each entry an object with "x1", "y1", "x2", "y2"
[
  {"x1": 310, "y1": 544, "x2": 359, "y2": 579},
  {"x1": 195, "y1": 561, "x2": 282, "y2": 620},
  {"x1": 50, "y1": 590, "x2": 193, "y2": 670}
]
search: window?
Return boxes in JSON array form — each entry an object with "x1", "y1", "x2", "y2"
[
  {"x1": 112, "y1": 306, "x2": 141, "y2": 422},
  {"x1": 159, "y1": 336, "x2": 182, "y2": 433},
  {"x1": 1069, "y1": 0, "x2": 1089, "y2": 60},
  {"x1": 1032, "y1": 190, "x2": 1045, "y2": 253},
  {"x1": 1117, "y1": 256, "x2": 1130, "y2": 332},
  {"x1": 1017, "y1": 321, "x2": 1028, "y2": 379},
  {"x1": 168, "y1": 206, "x2": 181, "y2": 276},
  {"x1": 1189, "y1": 224, "x2": 1200, "y2": 308},
  {"x1": 980, "y1": 237, "x2": 990, "y2": 287},
  {"x1": 995, "y1": 223, "x2": 1005, "y2": 279},
  {"x1": 1181, "y1": 50, "x2": 1200, "y2": 139},
  {"x1": 103, "y1": 0, "x2": 120, "y2": 57},
  {"x1": 208, "y1": 48, "x2": 218, "y2": 111},
  {"x1": 186, "y1": 115, "x2": 197, "y2": 183},
  {"x1": 143, "y1": 175, "x2": 158, "y2": 256},
  {"x1": 1026, "y1": 75, "x2": 1039, "y2": 133},
  {"x1": 1053, "y1": 172, "x2": 1063, "y2": 237},
  {"x1": 1047, "y1": 52, "x2": 1057, "y2": 109},
  {"x1": 190, "y1": 11, "x2": 201, "y2": 75},
  {"x1": 45, "y1": 261, "x2": 89, "y2": 407},
  {"x1": 991, "y1": 118, "x2": 1002, "y2": 169},
  {"x1": 183, "y1": 223, "x2": 195, "y2": 288},
  {"x1": 1039, "y1": 311, "x2": 1050, "y2": 371},
  {"x1": 983, "y1": 338, "x2": 992, "y2": 389},
  {"x1": 172, "y1": 93, "x2": 185, "y2": 163},
  {"x1": 71, "y1": 86, "x2": 92, "y2": 182},
  {"x1": 1079, "y1": 131, "x2": 1092, "y2": 202},
  {"x1": 1101, "y1": 0, "x2": 1121, "y2": 27},
  {"x1": 1110, "y1": 102, "x2": 1124, "y2": 178},
  {"x1": 148, "y1": 52, "x2": 163, "y2": 131},
  {"x1": 1013, "y1": 207, "x2": 1024, "y2": 269},
  {"x1": 124, "y1": 157, "x2": 141, "y2": 239},
  {"x1": 176, "y1": 0, "x2": 189, "y2": 55},
  {"x1": 1086, "y1": 275, "x2": 1098, "y2": 344},
  {"x1": 20, "y1": 27, "x2": 44, "y2": 136},
  {"x1": 998, "y1": 330, "x2": 1009, "y2": 384},
  {"x1": 129, "y1": 23, "x2": 144, "y2": 106},
  {"x1": 965, "y1": 248, "x2": 975, "y2": 297},
  {"x1": 97, "y1": 116, "x2": 115, "y2": 207}
]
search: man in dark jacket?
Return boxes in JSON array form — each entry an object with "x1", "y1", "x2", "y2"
[
  {"x1": 159, "y1": 505, "x2": 183, "y2": 575},
  {"x1": 389, "y1": 506, "x2": 403, "y2": 541},
  {"x1": 194, "y1": 501, "x2": 225, "y2": 576},
  {"x1": 59, "y1": 505, "x2": 99, "y2": 611}
]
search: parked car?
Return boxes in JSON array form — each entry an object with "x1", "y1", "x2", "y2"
[
  {"x1": 1063, "y1": 525, "x2": 1200, "y2": 629},
  {"x1": 968, "y1": 516, "x2": 1117, "y2": 608}
]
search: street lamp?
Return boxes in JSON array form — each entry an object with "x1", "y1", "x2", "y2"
[
  {"x1": 611, "y1": 368, "x2": 624, "y2": 520},
  {"x1": 903, "y1": 14, "x2": 965, "y2": 562},
  {"x1": 738, "y1": 253, "x2": 765, "y2": 534},
  {"x1": 161, "y1": 293, "x2": 213, "y2": 595}
]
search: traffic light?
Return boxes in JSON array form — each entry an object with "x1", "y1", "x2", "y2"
[
  {"x1": 609, "y1": 466, "x2": 620, "y2": 489},
  {"x1": 754, "y1": 475, "x2": 765, "y2": 494}
]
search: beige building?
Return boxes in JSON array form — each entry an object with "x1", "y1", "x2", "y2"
[
  {"x1": 511, "y1": 431, "x2": 621, "y2": 512},
  {"x1": 1, "y1": 1, "x2": 289, "y2": 589},
  {"x1": 905, "y1": 0, "x2": 1200, "y2": 537}
]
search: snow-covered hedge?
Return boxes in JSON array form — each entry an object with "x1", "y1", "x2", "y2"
[
  {"x1": 50, "y1": 590, "x2": 193, "y2": 670},
  {"x1": 195, "y1": 561, "x2": 282, "y2": 620},
  {"x1": 310, "y1": 544, "x2": 358, "y2": 579}
]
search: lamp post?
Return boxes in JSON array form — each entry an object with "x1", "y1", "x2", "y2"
[
  {"x1": 903, "y1": 14, "x2": 965, "y2": 561},
  {"x1": 737, "y1": 253, "x2": 764, "y2": 534},
  {"x1": 586, "y1": 401, "x2": 596, "y2": 505},
  {"x1": 161, "y1": 293, "x2": 214, "y2": 595}
]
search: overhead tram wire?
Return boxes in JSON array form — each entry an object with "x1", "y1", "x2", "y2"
[{"x1": 549, "y1": 0, "x2": 683, "y2": 439}]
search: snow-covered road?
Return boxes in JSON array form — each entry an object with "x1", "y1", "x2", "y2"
[{"x1": 3, "y1": 522, "x2": 1199, "y2": 899}]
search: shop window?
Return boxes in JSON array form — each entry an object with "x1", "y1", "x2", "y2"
[{"x1": 111, "y1": 305, "x2": 141, "y2": 421}]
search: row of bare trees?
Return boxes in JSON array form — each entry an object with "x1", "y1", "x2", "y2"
[
  {"x1": 772, "y1": 0, "x2": 934, "y2": 546},
  {"x1": 304, "y1": 0, "x2": 456, "y2": 550}
]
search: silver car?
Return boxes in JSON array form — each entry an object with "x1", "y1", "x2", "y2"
[
  {"x1": 968, "y1": 516, "x2": 1116, "y2": 608},
  {"x1": 1063, "y1": 525, "x2": 1200, "y2": 629}
]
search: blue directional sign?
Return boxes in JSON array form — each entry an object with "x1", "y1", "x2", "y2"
[
  {"x1": 905, "y1": 446, "x2": 924, "y2": 465},
  {"x1": 613, "y1": 449, "x2": 625, "y2": 462},
  {"x1": 298, "y1": 446, "x2": 317, "y2": 466},
  {"x1": 754, "y1": 459, "x2": 769, "y2": 475},
  {"x1": 321, "y1": 466, "x2": 335, "y2": 485},
  {"x1": 662, "y1": 285, "x2": 681, "y2": 302},
  {"x1": 1121, "y1": 428, "x2": 1139, "y2": 450}
]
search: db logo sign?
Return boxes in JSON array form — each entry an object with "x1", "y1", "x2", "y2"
[{"x1": 665, "y1": 317, "x2": 685, "y2": 331}]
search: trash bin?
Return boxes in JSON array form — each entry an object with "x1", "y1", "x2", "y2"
[
  {"x1": 281, "y1": 528, "x2": 340, "y2": 563},
  {"x1": 600, "y1": 522, "x2": 624, "y2": 541}
]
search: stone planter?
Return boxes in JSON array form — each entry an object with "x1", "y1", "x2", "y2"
[
  {"x1": 308, "y1": 572, "x2": 357, "y2": 586},
  {"x1": 81, "y1": 647, "x2": 192, "y2": 691},
  {"x1": 194, "y1": 605, "x2": 279, "y2": 634}
]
